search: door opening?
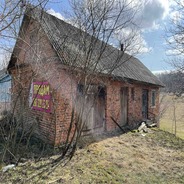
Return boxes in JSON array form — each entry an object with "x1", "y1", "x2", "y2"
[
  {"x1": 120, "y1": 87, "x2": 128, "y2": 126},
  {"x1": 142, "y1": 89, "x2": 148, "y2": 119}
]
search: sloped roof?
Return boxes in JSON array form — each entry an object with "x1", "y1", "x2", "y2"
[{"x1": 9, "y1": 6, "x2": 164, "y2": 87}]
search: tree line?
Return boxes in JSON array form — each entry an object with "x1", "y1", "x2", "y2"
[{"x1": 157, "y1": 71, "x2": 184, "y2": 96}]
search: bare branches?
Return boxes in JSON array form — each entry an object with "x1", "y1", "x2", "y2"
[
  {"x1": 0, "y1": 0, "x2": 50, "y2": 68},
  {"x1": 70, "y1": 0, "x2": 141, "y2": 49},
  {"x1": 165, "y1": 0, "x2": 184, "y2": 74},
  {"x1": 2, "y1": 0, "x2": 147, "y2": 165}
]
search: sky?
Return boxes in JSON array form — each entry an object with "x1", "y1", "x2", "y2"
[
  {"x1": 0, "y1": 0, "x2": 177, "y2": 73},
  {"x1": 45, "y1": 0, "x2": 175, "y2": 73}
]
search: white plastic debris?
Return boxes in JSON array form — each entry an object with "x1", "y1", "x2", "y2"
[
  {"x1": 138, "y1": 122, "x2": 146, "y2": 132},
  {"x1": 2, "y1": 164, "x2": 15, "y2": 172}
]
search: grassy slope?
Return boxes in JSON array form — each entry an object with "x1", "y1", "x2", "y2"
[
  {"x1": 160, "y1": 94, "x2": 184, "y2": 139},
  {"x1": 0, "y1": 129, "x2": 184, "y2": 184}
]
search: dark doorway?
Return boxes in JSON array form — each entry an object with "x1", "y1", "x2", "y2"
[
  {"x1": 94, "y1": 87, "x2": 106, "y2": 133},
  {"x1": 142, "y1": 89, "x2": 148, "y2": 119},
  {"x1": 80, "y1": 85, "x2": 106, "y2": 134},
  {"x1": 120, "y1": 87, "x2": 128, "y2": 126}
]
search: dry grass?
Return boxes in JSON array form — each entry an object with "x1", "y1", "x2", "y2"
[
  {"x1": 160, "y1": 94, "x2": 184, "y2": 139},
  {"x1": 0, "y1": 129, "x2": 184, "y2": 184},
  {"x1": 0, "y1": 93, "x2": 183, "y2": 183}
]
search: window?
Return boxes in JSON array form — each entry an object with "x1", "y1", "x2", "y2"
[{"x1": 151, "y1": 90, "x2": 156, "y2": 107}]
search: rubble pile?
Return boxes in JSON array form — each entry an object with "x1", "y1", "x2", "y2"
[{"x1": 138, "y1": 121, "x2": 157, "y2": 133}]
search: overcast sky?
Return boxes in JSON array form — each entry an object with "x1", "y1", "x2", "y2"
[{"x1": 46, "y1": 0, "x2": 176, "y2": 73}]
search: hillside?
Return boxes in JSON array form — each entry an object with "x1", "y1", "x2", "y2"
[
  {"x1": 160, "y1": 94, "x2": 184, "y2": 139},
  {"x1": 0, "y1": 129, "x2": 184, "y2": 184}
]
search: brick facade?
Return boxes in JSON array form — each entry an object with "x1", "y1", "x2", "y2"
[
  {"x1": 9, "y1": 17, "x2": 160, "y2": 146},
  {"x1": 105, "y1": 80, "x2": 159, "y2": 132}
]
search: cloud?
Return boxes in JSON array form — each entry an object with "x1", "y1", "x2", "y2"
[
  {"x1": 138, "y1": 0, "x2": 170, "y2": 29},
  {"x1": 170, "y1": 10, "x2": 182, "y2": 24},
  {"x1": 47, "y1": 9, "x2": 81, "y2": 29},
  {"x1": 152, "y1": 69, "x2": 171, "y2": 74},
  {"x1": 114, "y1": 28, "x2": 152, "y2": 55},
  {"x1": 47, "y1": 9, "x2": 65, "y2": 21},
  {"x1": 165, "y1": 49, "x2": 184, "y2": 56},
  {"x1": 134, "y1": 34, "x2": 153, "y2": 54},
  {"x1": 48, "y1": 1, "x2": 170, "y2": 31},
  {"x1": 47, "y1": 4, "x2": 154, "y2": 54},
  {"x1": 165, "y1": 33, "x2": 184, "y2": 56}
]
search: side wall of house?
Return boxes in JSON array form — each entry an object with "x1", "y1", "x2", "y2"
[
  {"x1": 106, "y1": 80, "x2": 159, "y2": 131},
  {"x1": 10, "y1": 18, "x2": 76, "y2": 145},
  {"x1": 10, "y1": 17, "x2": 160, "y2": 145},
  {"x1": 51, "y1": 68, "x2": 77, "y2": 146}
]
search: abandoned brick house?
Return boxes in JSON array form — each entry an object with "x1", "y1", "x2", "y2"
[{"x1": 7, "y1": 7, "x2": 164, "y2": 145}]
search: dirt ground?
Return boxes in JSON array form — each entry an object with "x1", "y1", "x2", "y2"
[{"x1": 0, "y1": 129, "x2": 184, "y2": 184}]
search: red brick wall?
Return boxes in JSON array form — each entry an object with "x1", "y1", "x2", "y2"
[
  {"x1": 9, "y1": 18, "x2": 160, "y2": 145},
  {"x1": 105, "y1": 80, "x2": 160, "y2": 131},
  {"x1": 50, "y1": 68, "x2": 77, "y2": 145},
  {"x1": 10, "y1": 18, "x2": 80, "y2": 145},
  {"x1": 106, "y1": 80, "x2": 121, "y2": 131},
  {"x1": 10, "y1": 66, "x2": 56, "y2": 144}
]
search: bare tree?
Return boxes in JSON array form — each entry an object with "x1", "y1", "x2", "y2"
[
  {"x1": 0, "y1": 0, "x2": 49, "y2": 65},
  {"x1": 43, "y1": 0, "x2": 145, "y2": 162},
  {"x1": 0, "y1": 0, "x2": 51, "y2": 165},
  {"x1": 157, "y1": 71, "x2": 184, "y2": 95},
  {"x1": 165, "y1": 0, "x2": 184, "y2": 92},
  {"x1": 1, "y1": 0, "x2": 145, "y2": 168}
]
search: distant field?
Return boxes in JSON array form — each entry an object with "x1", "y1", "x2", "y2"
[{"x1": 159, "y1": 94, "x2": 184, "y2": 139}]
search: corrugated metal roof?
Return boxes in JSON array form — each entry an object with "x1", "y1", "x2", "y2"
[{"x1": 26, "y1": 7, "x2": 164, "y2": 86}]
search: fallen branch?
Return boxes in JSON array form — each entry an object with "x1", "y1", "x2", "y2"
[{"x1": 110, "y1": 117, "x2": 125, "y2": 133}]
